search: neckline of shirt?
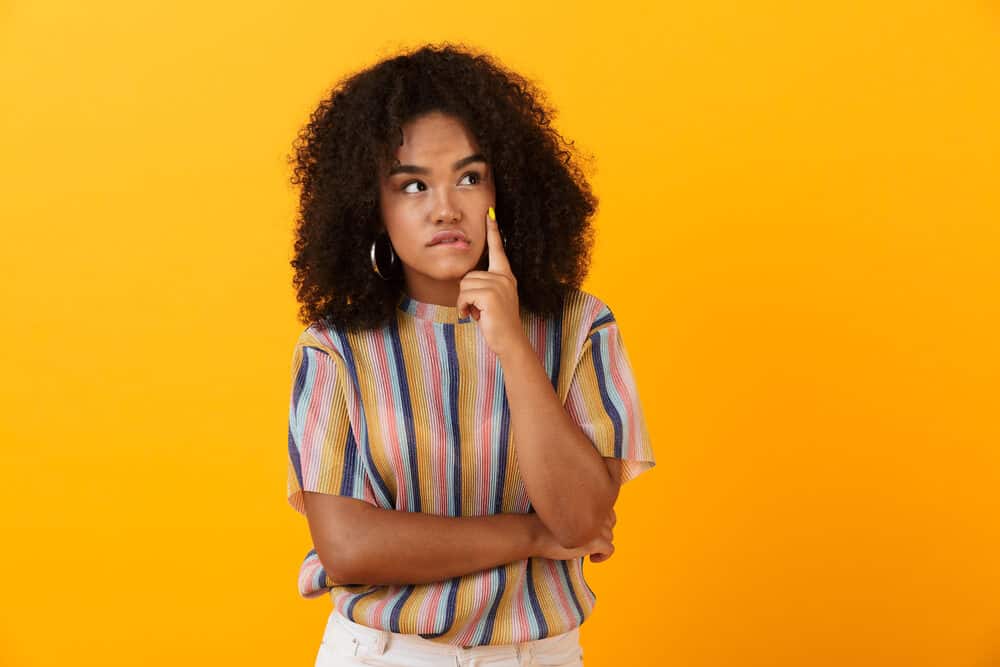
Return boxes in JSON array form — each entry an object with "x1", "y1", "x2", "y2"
[{"x1": 397, "y1": 291, "x2": 475, "y2": 325}]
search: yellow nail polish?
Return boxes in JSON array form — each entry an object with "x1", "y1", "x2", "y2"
[{"x1": 488, "y1": 206, "x2": 496, "y2": 221}]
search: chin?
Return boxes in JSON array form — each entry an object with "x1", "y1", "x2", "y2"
[{"x1": 424, "y1": 262, "x2": 477, "y2": 280}]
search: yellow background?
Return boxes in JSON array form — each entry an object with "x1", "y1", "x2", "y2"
[{"x1": 2, "y1": 1, "x2": 999, "y2": 665}]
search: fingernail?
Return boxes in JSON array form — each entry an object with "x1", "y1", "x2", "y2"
[{"x1": 487, "y1": 206, "x2": 496, "y2": 221}]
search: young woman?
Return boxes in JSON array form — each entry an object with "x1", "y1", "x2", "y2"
[{"x1": 285, "y1": 43, "x2": 656, "y2": 667}]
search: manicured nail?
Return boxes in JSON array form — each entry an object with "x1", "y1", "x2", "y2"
[{"x1": 487, "y1": 206, "x2": 496, "y2": 221}]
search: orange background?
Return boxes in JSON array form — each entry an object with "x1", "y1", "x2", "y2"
[{"x1": 2, "y1": 2, "x2": 999, "y2": 666}]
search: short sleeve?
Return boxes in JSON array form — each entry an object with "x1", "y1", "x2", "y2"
[
  {"x1": 565, "y1": 307, "x2": 656, "y2": 485},
  {"x1": 286, "y1": 342, "x2": 368, "y2": 516}
]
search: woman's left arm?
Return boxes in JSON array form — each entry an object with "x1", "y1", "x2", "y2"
[
  {"x1": 458, "y1": 208, "x2": 623, "y2": 549},
  {"x1": 498, "y1": 339, "x2": 622, "y2": 549}
]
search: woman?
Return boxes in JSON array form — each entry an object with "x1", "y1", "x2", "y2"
[{"x1": 285, "y1": 43, "x2": 656, "y2": 666}]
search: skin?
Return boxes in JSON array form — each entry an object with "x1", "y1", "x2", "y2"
[{"x1": 302, "y1": 111, "x2": 622, "y2": 586}]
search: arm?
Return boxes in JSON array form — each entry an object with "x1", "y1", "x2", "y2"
[
  {"x1": 304, "y1": 492, "x2": 545, "y2": 586},
  {"x1": 497, "y1": 339, "x2": 619, "y2": 549}
]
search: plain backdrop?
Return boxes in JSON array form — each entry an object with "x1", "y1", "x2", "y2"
[{"x1": 2, "y1": 1, "x2": 999, "y2": 666}]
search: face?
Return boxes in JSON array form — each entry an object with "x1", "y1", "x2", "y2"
[{"x1": 377, "y1": 111, "x2": 496, "y2": 304}]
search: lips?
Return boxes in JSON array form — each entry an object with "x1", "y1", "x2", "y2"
[{"x1": 428, "y1": 229, "x2": 470, "y2": 246}]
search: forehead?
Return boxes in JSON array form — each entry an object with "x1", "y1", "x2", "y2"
[{"x1": 393, "y1": 112, "x2": 479, "y2": 166}]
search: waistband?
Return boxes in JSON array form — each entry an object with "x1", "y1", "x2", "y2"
[{"x1": 326, "y1": 607, "x2": 582, "y2": 659}]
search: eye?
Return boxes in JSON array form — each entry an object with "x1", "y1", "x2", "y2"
[
  {"x1": 459, "y1": 171, "x2": 481, "y2": 186},
  {"x1": 402, "y1": 180, "x2": 426, "y2": 194}
]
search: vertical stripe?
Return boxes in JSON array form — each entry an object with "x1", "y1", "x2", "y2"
[
  {"x1": 338, "y1": 428, "x2": 358, "y2": 496},
  {"x1": 591, "y1": 327, "x2": 625, "y2": 458},
  {"x1": 607, "y1": 326, "x2": 639, "y2": 457},
  {"x1": 385, "y1": 318, "x2": 421, "y2": 513},
  {"x1": 492, "y1": 373, "x2": 510, "y2": 515},
  {"x1": 333, "y1": 328, "x2": 393, "y2": 507},
  {"x1": 388, "y1": 585, "x2": 415, "y2": 632},
  {"x1": 287, "y1": 347, "x2": 310, "y2": 487},
  {"x1": 444, "y1": 324, "x2": 462, "y2": 517},
  {"x1": 479, "y1": 563, "x2": 507, "y2": 644},
  {"x1": 525, "y1": 557, "x2": 549, "y2": 637},
  {"x1": 557, "y1": 560, "x2": 586, "y2": 623},
  {"x1": 549, "y1": 309, "x2": 563, "y2": 391}
]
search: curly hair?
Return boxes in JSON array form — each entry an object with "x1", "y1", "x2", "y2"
[{"x1": 287, "y1": 42, "x2": 599, "y2": 332}]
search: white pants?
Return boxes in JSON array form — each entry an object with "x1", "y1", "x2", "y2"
[{"x1": 315, "y1": 608, "x2": 585, "y2": 666}]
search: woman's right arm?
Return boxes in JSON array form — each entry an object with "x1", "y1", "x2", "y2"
[{"x1": 302, "y1": 493, "x2": 613, "y2": 586}]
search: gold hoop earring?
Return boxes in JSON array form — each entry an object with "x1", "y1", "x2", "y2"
[{"x1": 370, "y1": 232, "x2": 396, "y2": 280}]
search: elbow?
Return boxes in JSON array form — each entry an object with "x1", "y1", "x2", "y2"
[
  {"x1": 553, "y1": 498, "x2": 614, "y2": 549},
  {"x1": 325, "y1": 561, "x2": 358, "y2": 586},
  {"x1": 553, "y1": 514, "x2": 604, "y2": 550},
  {"x1": 316, "y1": 543, "x2": 365, "y2": 585}
]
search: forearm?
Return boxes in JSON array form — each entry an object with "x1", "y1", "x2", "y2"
[
  {"x1": 498, "y1": 337, "x2": 617, "y2": 548},
  {"x1": 330, "y1": 507, "x2": 540, "y2": 586}
]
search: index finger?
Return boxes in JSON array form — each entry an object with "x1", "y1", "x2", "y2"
[{"x1": 485, "y1": 206, "x2": 512, "y2": 276}]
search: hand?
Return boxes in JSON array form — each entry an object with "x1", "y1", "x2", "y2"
[
  {"x1": 457, "y1": 207, "x2": 526, "y2": 358},
  {"x1": 530, "y1": 509, "x2": 616, "y2": 564},
  {"x1": 588, "y1": 507, "x2": 617, "y2": 564}
]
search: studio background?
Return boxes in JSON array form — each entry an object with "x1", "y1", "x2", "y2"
[{"x1": 2, "y1": 1, "x2": 999, "y2": 666}]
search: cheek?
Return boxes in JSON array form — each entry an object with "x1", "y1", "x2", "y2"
[{"x1": 380, "y1": 197, "x2": 419, "y2": 233}]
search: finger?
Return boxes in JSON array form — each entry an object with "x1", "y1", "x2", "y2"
[
  {"x1": 459, "y1": 303, "x2": 482, "y2": 319},
  {"x1": 457, "y1": 288, "x2": 487, "y2": 320},
  {"x1": 589, "y1": 541, "x2": 612, "y2": 562},
  {"x1": 457, "y1": 273, "x2": 496, "y2": 286},
  {"x1": 485, "y1": 206, "x2": 512, "y2": 276}
]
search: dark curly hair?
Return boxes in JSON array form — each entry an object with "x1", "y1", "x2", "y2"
[{"x1": 287, "y1": 42, "x2": 599, "y2": 332}]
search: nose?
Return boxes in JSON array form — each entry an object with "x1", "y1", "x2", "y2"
[{"x1": 432, "y1": 188, "x2": 460, "y2": 224}]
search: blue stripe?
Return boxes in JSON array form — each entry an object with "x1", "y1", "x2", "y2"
[
  {"x1": 492, "y1": 379, "x2": 510, "y2": 514},
  {"x1": 558, "y1": 559, "x2": 585, "y2": 623},
  {"x1": 479, "y1": 565, "x2": 507, "y2": 644},
  {"x1": 338, "y1": 428, "x2": 359, "y2": 496},
  {"x1": 288, "y1": 346, "x2": 315, "y2": 487},
  {"x1": 417, "y1": 575, "x2": 461, "y2": 639},
  {"x1": 288, "y1": 423, "x2": 303, "y2": 490},
  {"x1": 442, "y1": 574, "x2": 461, "y2": 636},
  {"x1": 387, "y1": 585, "x2": 416, "y2": 632},
  {"x1": 332, "y1": 329, "x2": 394, "y2": 507},
  {"x1": 590, "y1": 328, "x2": 625, "y2": 458},
  {"x1": 444, "y1": 324, "x2": 463, "y2": 516},
  {"x1": 346, "y1": 588, "x2": 382, "y2": 622},
  {"x1": 589, "y1": 306, "x2": 615, "y2": 333},
  {"x1": 384, "y1": 318, "x2": 421, "y2": 512},
  {"x1": 525, "y1": 557, "x2": 549, "y2": 637},
  {"x1": 292, "y1": 347, "x2": 328, "y2": 488}
]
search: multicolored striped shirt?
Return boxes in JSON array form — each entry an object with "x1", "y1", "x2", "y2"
[{"x1": 286, "y1": 287, "x2": 655, "y2": 647}]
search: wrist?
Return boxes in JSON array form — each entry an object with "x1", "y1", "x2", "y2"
[
  {"x1": 497, "y1": 333, "x2": 534, "y2": 365},
  {"x1": 524, "y1": 512, "x2": 544, "y2": 557}
]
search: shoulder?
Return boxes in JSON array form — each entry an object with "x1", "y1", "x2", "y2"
[
  {"x1": 559, "y1": 287, "x2": 617, "y2": 338},
  {"x1": 291, "y1": 322, "x2": 352, "y2": 365}
]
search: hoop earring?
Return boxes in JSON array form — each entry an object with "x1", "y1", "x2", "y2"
[{"x1": 370, "y1": 232, "x2": 396, "y2": 280}]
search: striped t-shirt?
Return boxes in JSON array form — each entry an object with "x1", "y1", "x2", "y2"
[{"x1": 286, "y1": 286, "x2": 655, "y2": 647}]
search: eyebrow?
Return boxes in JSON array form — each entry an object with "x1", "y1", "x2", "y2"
[{"x1": 387, "y1": 153, "x2": 487, "y2": 177}]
